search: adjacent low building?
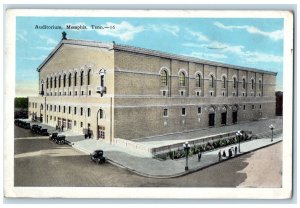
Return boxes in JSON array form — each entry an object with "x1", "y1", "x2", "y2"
[{"x1": 28, "y1": 33, "x2": 277, "y2": 143}]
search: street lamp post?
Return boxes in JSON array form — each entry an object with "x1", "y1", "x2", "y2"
[
  {"x1": 183, "y1": 142, "x2": 190, "y2": 171},
  {"x1": 269, "y1": 124, "x2": 274, "y2": 142},
  {"x1": 236, "y1": 130, "x2": 242, "y2": 153}
]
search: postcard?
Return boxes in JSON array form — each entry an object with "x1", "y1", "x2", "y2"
[{"x1": 4, "y1": 9, "x2": 293, "y2": 199}]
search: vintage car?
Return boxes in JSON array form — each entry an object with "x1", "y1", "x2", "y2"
[
  {"x1": 55, "y1": 135, "x2": 66, "y2": 145},
  {"x1": 49, "y1": 132, "x2": 58, "y2": 141},
  {"x1": 90, "y1": 150, "x2": 106, "y2": 164},
  {"x1": 40, "y1": 128, "x2": 49, "y2": 136},
  {"x1": 30, "y1": 124, "x2": 39, "y2": 133}
]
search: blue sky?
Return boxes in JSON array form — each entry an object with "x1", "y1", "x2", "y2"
[{"x1": 16, "y1": 17, "x2": 283, "y2": 97}]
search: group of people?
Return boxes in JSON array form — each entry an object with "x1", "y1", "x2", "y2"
[
  {"x1": 56, "y1": 124, "x2": 64, "y2": 132},
  {"x1": 218, "y1": 146, "x2": 239, "y2": 161},
  {"x1": 196, "y1": 146, "x2": 239, "y2": 163}
]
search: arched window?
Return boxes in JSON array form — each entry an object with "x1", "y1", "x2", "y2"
[
  {"x1": 87, "y1": 69, "x2": 91, "y2": 85},
  {"x1": 233, "y1": 77, "x2": 237, "y2": 89},
  {"x1": 63, "y1": 74, "x2": 66, "y2": 87},
  {"x1": 251, "y1": 79, "x2": 254, "y2": 90},
  {"x1": 259, "y1": 80, "x2": 262, "y2": 90},
  {"x1": 58, "y1": 75, "x2": 61, "y2": 88},
  {"x1": 50, "y1": 77, "x2": 53, "y2": 88},
  {"x1": 195, "y1": 74, "x2": 201, "y2": 87},
  {"x1": 222, "y1": 76, "x2": 226, "y2": 88},
  {"x1": 46, "y1": 78, "x2": 49, "y2": 89},
  {"x1": 210, "y1": 75, "x2": 214, "y2": 88},
  {"x1": 242, "y1": 78, "x2": 246, "y2": 89},
  {"x1": 80, "y1": 71, "x2": 84, "y2": 86},
  {"x1": 68, "y1": 73, "x2": 71, "y2": 87},
  {"x1": 54, "y1": 77, "x2": 57, "y2": 88},
  {"x1": 179, "y1": 72, "x2": 186, "y2": 87},
  {"x1": 160, "y1": 70, "x2": 168, "y2": 86},
  {"x1": 74, "y1": 72, "x2": 77, "y2": 86}
]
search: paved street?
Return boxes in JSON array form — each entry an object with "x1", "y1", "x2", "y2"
[{"x1": 14, "y1": 126, "x2": 282, "y2": 187}]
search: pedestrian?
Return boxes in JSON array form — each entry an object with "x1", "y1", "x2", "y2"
[
  {"x1": 198, "y1": 151, "x2": 202, "y2": 162},
  {"x1": 222, "y1": 150, "x2": 227, "y2": 158},
  {"x1": 235, "y1": 146, "x2": 238, "y2": 155},
  {"x1": 218, "y1": 150, "x2": 222, "y2": 161},
  {"x1": 228, "y1": 148, "x2": 232, "y2": 158},
  {"x1": 56, "y1": 125, "x2": 58, "y2": 130}
]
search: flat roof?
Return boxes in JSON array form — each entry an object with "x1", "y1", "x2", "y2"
[{"x1": 37, "y1": 38, "x2": 277, "y2": 76}]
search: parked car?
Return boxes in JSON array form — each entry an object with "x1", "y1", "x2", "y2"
[
  {"x1": 40, "y1": 128, "x2": 49, "y2": 136},
  {"x1": 24, "y1": 122, "x2": 31, "y2": 129},
  {"x1": 31, "y1": 125, "x2": 42, "y2": 134},
  {"x1": 49, "y1": 132, "x2": 58, "y2": 141},
  {"x1": 30, "y1": 124, "x2": 39, "y2": 133},
  {"x1": 90, "y1": 150, "x2": 106, "y2": 164},
  {"x1": 55, "y1": 135, "x2": 66, "y2": 145}
]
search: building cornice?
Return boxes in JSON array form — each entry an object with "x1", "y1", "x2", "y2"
[{"x1": 36, "y1": 38, "x2": 278, "y2": 76}]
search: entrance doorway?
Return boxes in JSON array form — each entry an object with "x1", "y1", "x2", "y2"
[
  {"x1": 209, "y1": 113, "x2": 215, "y2": 127},
  {"x1": 221, "y1": 112, "x2": 227, "y2": 125},
  {"x1": 98, "y1": 125, "x2": 105, "y2": 139},
  {"x1": 232, "y1": 111, "x2": 237, "y2": 124}
]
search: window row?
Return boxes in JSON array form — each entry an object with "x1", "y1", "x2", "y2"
[
  {"x1": 46, "y1": 90, "x2": 93, "y2": 97},
  {"x1": 160, "y1": 69, "x2": 263, "y2": 90},
  {"x1": 47, "y1": 116, "x2": 90, "y2": 129},
  {"x1": 44, "y1": 105, "x2": 104, "y2": 119},
  {"x1": 162, "y1": 104, "x2": 262, "y2": 117},
  {"x1": 43, "y1": 69, "x2": 92, "y2": 90}
]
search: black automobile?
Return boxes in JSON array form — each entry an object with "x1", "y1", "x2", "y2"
[
  {"x1": 55, "y1": 135, "x2": 66, "y2": 145},
  {"x1": 40, "y1": 128, "x2": 49, "y2": 136},
  {"x1": 24, "y1": 122, "x2": 31, "y2": 129},
  {"x1": 30, "y1": 124, "x2": 39, "y2": 133},
  {"x1": 49, "y1": 132, "x2": 58, "y2": 141},
  {"x1": 90, "y1": 150, "x2": 106, "y2": 164}
]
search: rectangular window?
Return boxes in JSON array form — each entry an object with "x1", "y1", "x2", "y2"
[
  {"x1": 163, "y1": 108, "x2": 168, "y2": 117},
  {"x1": 54, "y1": 105, "x2": 56, "y2": 112},
  {"x1": 63, "y1": 106, "x2": 66, "y2": 113},
  {"x1": 198, "y1": 107, "x2": 202, "y2": 114},
  {"x1": 243, "y1": 105, "x2": 246, "y2": 110},
  {"x1": 47, "y1": 105, "x2": 48, "y2": 110},
  {"x1": 89, "y1": 90, "x2": 91, "y2": 95},
  {"x1": 182, "y1": 108, "x2": 186, "y2": 116},
  {"x1": 81, "y1": 91, "x2": 84, "y2": 95},
  {"x1": 74, "y1": 107, "x2": 77, "y2": 115},
  {"x1": 87, "y1": 108, "x2": 91, "y2": 117},
  {"x1": 81, "y1": 107, "x2": 83, "y2": 116},
  {"x1": 69, "y1": 91, "x2": 72, "y2": 96},
  {"x1": 252, "y1": 105, "x2": 255, "y2": 110},
  {"x1": 74, "y1": 120, "x2": 76, "y2": 126},
  {"x1": 80, "y1": 122, "x2": 83, "y2": 128},
  {"x1": 75, "y1": 91, "x2": 77, "y2": 96},
  {"x1": 69, "y1": 106, "x2": 71, "y2": 114},
  {"x1": 59, "y1": 106, "x2": 61, "y2": 112},
  {"x1": 260, "y1": 104, "x2": 262, "y2": 109},
  {"x1": 50, "y1": 105, "x2": 52, "y2": 111}
]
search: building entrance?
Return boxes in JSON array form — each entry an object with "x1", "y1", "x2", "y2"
[
  {"x1": 209, "y1": 113, "x2": 215, "y2": 127},
  {"x1": 98, "y1": 125, "x2": 105, "y2": 139},
  {"x1": 232, "y1": 111, "x2": 237, "y2": 124},
  {"x1": 221, "y1": 112, "x2": 227, "y2": 125}
]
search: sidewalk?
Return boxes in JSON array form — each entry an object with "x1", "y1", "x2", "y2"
[{"x1": 72, "y1": 134, "x2": 282, "y2": 178}]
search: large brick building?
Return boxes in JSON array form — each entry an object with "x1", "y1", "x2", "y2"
[{"x1": 28, "y1": 34, "x2": 277, "y2": 143}]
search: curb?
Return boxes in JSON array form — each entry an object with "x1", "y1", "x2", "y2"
[{"x1": 105, "y1": 140, "x2": 283, "y2": 179}]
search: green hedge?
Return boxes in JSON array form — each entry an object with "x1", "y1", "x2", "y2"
[{"x1": 154, "y1": 133, "x2": 251, "y2": 160}]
